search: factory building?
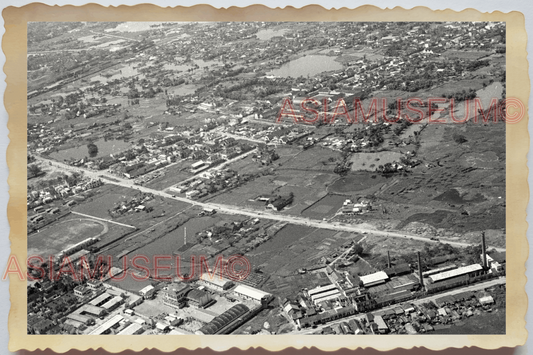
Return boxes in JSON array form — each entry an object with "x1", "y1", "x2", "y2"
[
  {"x1": 185, "y1": 289, "x2": 213, "y2": 308},
  {"x1": 234, "y1": 284, "x2": 272, "y2": 304},
  {"x1": 100, "y1": 296, "x2": 124, "y2": 312},
  {"x1": 360, "y1": 271, "x2": 389, "y2": 287},
  {"x1": 199, "y1": 274, "x2": 234, "y2": 292},
  {"x1": 88, "y1": 314, "x2": 123, "y2": 335},
  {"x1": 117, "y1": 323, "x2": 144, "y2": 335},
  {"x1": 427, "y1": 264, "x2": 484, "y2": 284},
  {"x1": 196, "y1": 304, "x2": 251, "y2": 335}
]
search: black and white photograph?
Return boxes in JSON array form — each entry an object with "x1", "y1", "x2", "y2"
[{"x1": 25, "y1": 20, "x2": 509, "y2": 337}]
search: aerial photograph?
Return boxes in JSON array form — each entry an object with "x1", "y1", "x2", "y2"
[{"x1": 26, "y1": 21, "x2": 506, "y2": 336}]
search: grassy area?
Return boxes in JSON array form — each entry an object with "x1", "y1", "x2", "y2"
[
  {"x1": 431, "y1": 308, "x2": 505, "y2": 334},
  {"x1": 28, "y1": 213, "x2": 133, "y2": 257},
  {"x1": 349, "y1": 151, "x2": 404, "y2": 172},
  {"x1": 328, "y1": 172, "x2": 391, "y2": 194},
  {"x1": 301, "y1": 194, "x2": 347, "y2": 219}
]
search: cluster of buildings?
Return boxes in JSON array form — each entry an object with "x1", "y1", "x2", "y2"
[
  {"x1": 340, "y1": 198, "x2": 372, "y2": 215},
  {"x1": 315, "y1": 284, "x2": 503, "y2": 335},
  {"x1": 281, "y1": 234, "x2": 505, "y2": 331},
  {"x1": 108, "y1": 192, "x2": 154, "y2": 217}
]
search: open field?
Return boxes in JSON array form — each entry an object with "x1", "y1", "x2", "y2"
[
  {"x1": 328, "y1": 172, "x2": 391, "y2": 195},
  {"x1": 301, "y1": 194, "x2": 347, "y2": 219},
  {"x1": 441, "y1": 50, "x2": 493, "y2": 60},
  {"x1": 73, "y1": 184, "x2": 192, "y2": 228},
  {"x1": 278, "y1": 146, "x2": 340, "y2": 172},
  {"x1": 247, "y1": 225, "x2": 358, "y2": 277},
  {"x1": 144, "y1": 163, "x2": 194, "y2": 190},
  {"x1": 28, "y1": 213, "x2": 133, "y2": 257},
  {"x1": 349, "y1": 151, "x2": 404, "y2": 172},
  {"x1": 431, "y1": 309, "x2": 505, "y2": 334}
]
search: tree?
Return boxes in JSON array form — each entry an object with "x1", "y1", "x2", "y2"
[
  {"x1": 452, "y1": 133, "x2": 467, "y2": 144},
  {"x1": 28, "y1": 164, "x2": 43, "y2": 177},
  {"x1": 87, "y1": 143, "x2": 98, "y2": 158},
  {"x1": 353, "y1": 244, "x2": 364, "y2": 255}
]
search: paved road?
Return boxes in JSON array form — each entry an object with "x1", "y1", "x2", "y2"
[
  {"x1": 289, "y1": 276, "x2": 506, "y2": 335},
  {"x1": 34, "y1": 155, "x2": 506, "y2": 253}
]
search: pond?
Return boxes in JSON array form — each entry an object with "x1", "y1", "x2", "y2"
[
  {"x1": 50, "y1": 138, "x2": 132, "y2": 161},
  {"x1": 256, "y1": 28, "x2": 289, "y2": 40},
  {"x1": 267, "y1": 55, "x2": 343, "y2": 78}
]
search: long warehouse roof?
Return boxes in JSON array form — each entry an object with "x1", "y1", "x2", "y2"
[
  {"x1": 360, "y1": 271, "x2": 389, "y2": 286},
  {"x1": 88, "y1": 314, "x2": 123, "y2": 335},
  {"x1": 429, "y1": 264, "x2": 483, "y2": 283},
  {"x1": 308, "y1": 284, "x2": 337, "y2": 296}
]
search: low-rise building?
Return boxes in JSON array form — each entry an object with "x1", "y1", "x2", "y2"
[
  {"x1": 139, "y1": 285, "x2": 156, "y2": 299},
  {"x1": 199, "y1": 274, "x2": 234, "y2": 292},
  {"x1": 234, "y1": 284, "x2": 272, "y2": 304}
]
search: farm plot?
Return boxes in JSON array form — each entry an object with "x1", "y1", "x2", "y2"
[
  {"x1": 144, "y1": 163, "x2": 194, "y2": 190},
  {"x1": 349, "y1": 151, "x2": 404, "y2": 172},
  {"x1": 279, "y1": 146, "x2": 341, "y2": 172},
  {"x1": 246, "y1": 226, "x2": 350, "y2": 277},
  {"x1": 301, "y1": 194, "x2": 347, "y2": 219},
  {"x1": 206, "y1": 175, "x2": 277, "y2": 207},
  {"x1": 73, "y1": 184, "x2": 192, "y2": 229},
  {"x1": 442, "y1": 50, "x2": 492, "y2": 60},
  {"x1": 328, "y1": 172, "x2": 391, "y2": 195}
]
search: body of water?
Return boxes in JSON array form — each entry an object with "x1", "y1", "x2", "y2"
[
  {"x1": 256, "y1": 28, "x2": 288, "y2": 40},
  {"x1": 50, "y1": 138, "x2": 131, "y2": 161},
  {"x1": 268, "y1": 55, "x2": 343, "y2": 78}
]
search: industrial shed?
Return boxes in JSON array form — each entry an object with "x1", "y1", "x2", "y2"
[
  {"x1": 234, "y1": 284, "x2": 272, "y2": 303},
  {"x1": 199, "y1": 274, "x2": 234, "y2": 291},
  {"x1": 117, "y1": 323, "x2": 144, "y2": 335},
  {"x1": 196, "y1": 304, "x2": 250, "y2": 335},
  {"x1": 428, "y1": 264, "x2": 483, "y2": 283},
  {"x1": 360, "y1": 271, "x2": 389, "y2": 287}
]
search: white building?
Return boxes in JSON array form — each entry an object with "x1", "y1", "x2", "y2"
[
  {"x1": 139, "y1": 285, "x2": 156, "y2": 299},
  {"x1": 234, "y1": 284, "x2": 272, "y2": 303},
  {"x1": 360, "y1": 271, "x2": 389, "y2": 287}
]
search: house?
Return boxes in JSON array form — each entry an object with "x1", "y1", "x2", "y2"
[
  {"x1": 139, "y1": 285, "x2": 156, "y2": 299},
  {"x1": 163, "y1": 283, "x2": 191, "y2": 308},
  {"x1": 267, "y1": 194, "x2": 294, "y2": 211},
  {"x1": 73, "y1": 286, "x2": 92, "y2": 299},
  {"x1": 199, "y1": 273, "x2": 234, "y2": 292},
  {"x1": 185, "y1": 289, "x2": 212, "y2": 308}
]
